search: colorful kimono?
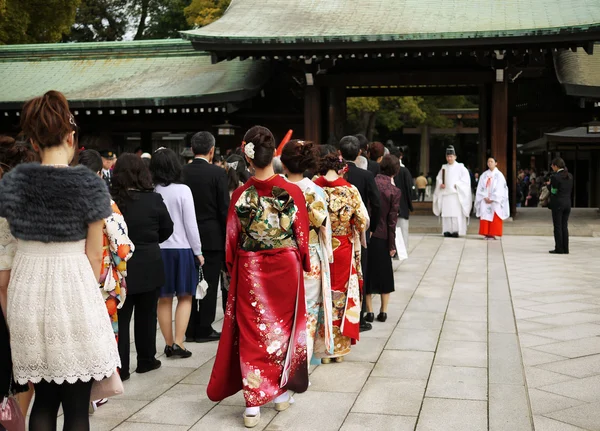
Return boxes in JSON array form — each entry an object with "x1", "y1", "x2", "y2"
[
  {"x1": 291, "y1": 178, "x2": 334, "y2": 364},
  {"x1": 475, "y1": 168, "x2": 509, "y2": 237},
  {"x1": 207, "y1": 175, "x2": 311, "y2": 407},
  {"x1": 313, "y1": 177, "x2": 368, "y2": 358},
  {"x1": 100, "y1": 200, "x2": 134, "y2": 338}
]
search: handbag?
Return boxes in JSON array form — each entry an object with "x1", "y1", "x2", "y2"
[
  {"x1": 0, "y1": 378, "x2": 25, "y2": 431},
  {"x1": 90, "y1": 372, "x2": 124, "y2": 401},
  {"x1": 195, "y1": 265, "x2": 209, "y2": 304}
]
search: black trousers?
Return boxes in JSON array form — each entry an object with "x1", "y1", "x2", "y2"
[
  {"x1": 360, "y1": 245, "x2": 369, "y2": 322},
  {"x1": 187, "y1": 250, "x2": 225, "y2": 338},
  {"x1": 552, "y1": 206, "x2": 571, "y2": 253},
  {"x1": 118, "y1": 289, "x2": 158, "y2": 376},
  {"x1": 418, "y1": 189, "x2": 426, "y2": 201}
]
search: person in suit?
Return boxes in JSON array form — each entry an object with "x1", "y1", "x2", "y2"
[
  {"x1": 356, "y1": 134, "x2": 380, "y2": 177},
  {"x1": 394, "y1": 160, "x2": 414, "y2": 253},
  {"x1": 99, "y1": 149, "x2": 116, "y2": 189},
  {"x1": 340, "y1": 136, "x2": 381, "y2": 332},
  {"x1": 548, "y1": 157, "x2": 573, "y2": 254},
  {"x1": 112, "y1": 154, "x2": 174, "y2": 381},
  {"x1": 184, "y1": 132, "x2": 230, "y2": 342}
]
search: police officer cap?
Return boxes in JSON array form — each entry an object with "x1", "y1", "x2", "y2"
[{"x1": 99, "y1": 149, "x2": 116, "y2": 159}]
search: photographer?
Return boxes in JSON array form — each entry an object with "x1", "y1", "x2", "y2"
[{"x1": 547, "y1": 158, "x2": 573, "y2": 254}]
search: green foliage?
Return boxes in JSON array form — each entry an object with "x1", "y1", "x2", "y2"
[
  {"x1": 143, "y1": 0, "x2": 192, "y2": 39},
  {"x1": 347, "y1": 95, "x2": 477, "y2": 139},
  {"x1": 0, "y1": 0, "x2": 81, "y2": 44},
  {"x1": 184, "y1": 0, "x2": 230, "y2": 27},
  {"x1": 66, "y1": 0, "x2": 128, "y2": 42}
]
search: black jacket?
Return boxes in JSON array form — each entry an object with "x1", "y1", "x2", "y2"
[
  {"x1": 394, "y1": 165, "x2": 414, "y2": 219},
  {"x1": 120, "y1": 191, "x2": 173, "y2": 294},
  {"x1": 183, "y1": 158, "x2": 230, "y2": 252},
  {"x1": 346, "y1": 162, "x2": 381, "y2": 232},
  {"x1": 548, "y1": 169, "x2": 573, "y2": 210},
  {"x1": 367, "y1": 159, "x2": 380, "y2": 177}
]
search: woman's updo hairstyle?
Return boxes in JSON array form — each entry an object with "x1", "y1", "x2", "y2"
[
  {"x1": 319, "y1": 153, "x2": 347, "y2": 175},
  {"x1": 0, "y1": 136, "x2": 37, "y2": 178},
  {"x1": 242, "y1": 125, "x2": 276, "y2": 169},
  {"x1": 20, "y1": 90, "x2": 76, "y2": 150},
  {"x1": 280, "y1": 139, "x2": 318, "y2": 174}
]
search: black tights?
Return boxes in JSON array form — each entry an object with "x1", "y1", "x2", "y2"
[{"x1": 29, "y1": 380, "x2": 93, "y2": 431}]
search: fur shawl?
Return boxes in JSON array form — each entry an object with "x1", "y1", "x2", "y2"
[{"x1": 0, "y1": 163, "x2": 112, "y2": 242}]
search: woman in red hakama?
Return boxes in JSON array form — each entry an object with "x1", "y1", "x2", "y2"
[
  {"x1": 206, "y1": 126, "x2": 311, "y2": 428},
  {"x1": 313, "y1": 154, "x2": 369, "y2": 363},
  {"x1": 475, "y1": 157, "x2": 510, "y2": 240}
]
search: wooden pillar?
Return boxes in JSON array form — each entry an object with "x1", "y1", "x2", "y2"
[
  {"x1": 304, "y1": 86, "x2": 321, "y2": 145},
  {"x1": 141, "y1": 130, "x2": 152, "y2": 153},
  {"x1": 327, "y1": 87, "x2": 346, "y2": 146},
  {"x1": 419, "y1": 125, "x2": 430, "y2": 175},
  {"x1": 491, "y1": 80, "x2": 508, "y2": 174},
  {"x1": 511, "y1": 117, "x2": 518, "y2": 217},
  {"x1": 478, "y1": 85, "x2": 489, "y2": 171}
]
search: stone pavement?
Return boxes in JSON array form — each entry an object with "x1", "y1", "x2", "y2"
[{"x1": 77, "y1": 234, "x2": 600, "y2": 430}]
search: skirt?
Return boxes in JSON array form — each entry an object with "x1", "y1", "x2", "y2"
[
  {"x1": 7, "y1": 240, "x2": 121, "y2": 385},
  {"x1": 159, "y1": 248, "x2": 198, "y2": 297},
  {"x1": 365, "y1": 237, "x2": 395, "y2": 294}
]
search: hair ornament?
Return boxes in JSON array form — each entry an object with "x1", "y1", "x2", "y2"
[
  {"x1": 68, "y1": 114, "x2": 77, "y2": 127},
  {"x1": 227, "y1": 161, "x2": 239, "y2": 170},
  {"x1": 244, "y1": 142, "x2": 255, "y2": 159},
  {"x1": 154, "y1": 146, "x2": 167, "y2": 153}
]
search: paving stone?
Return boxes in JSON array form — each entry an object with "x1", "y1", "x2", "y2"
[
  {"x1": 513, "y1": 299, "x2": 545, "y2": 308},
  {"x1": 526, "y1": 312, "x2": 600, "y2": 326},
  {"x1": 540, "y1": 375, "x2": 600, "y2": 402},
  {"x1": 530, "y1": 324, "x2": 600, "y2": 342},
  {"x1": 524, "y1": 366, "x2": 576, "y2": 388},
  {"x1": 352, "y1": 377, "x2": 426, "y2": 416},
  {"x1": 114, "y1": 423, "x2": 190, "y2": 431},
  {"x1": 532, "y1": 415, "x2": 588, "y2": 431},
  {"x1": 546, "y1": 402, "x2": 600, "y2": 431},
  {"x1": 434, "y1": 340, "x2": 487, "y2": 368},
  {"x1": 448, "y1": 292, "x2": 487, "y2": 307},
  {"x1": 416, "y1": 398, "x2": 487, "y2": 431},
  {"x1": 425, "y1": 365, "x2": 487, "y2": 400},
  {"x1": 386, "y1": 328, "x2": 440, "y2": 351},
  {"x1": 340, "y1": 413, "x2": 416, "y2": 431},
  {"x1": 489, "y1": 384, "x2": 532, "y2": 431},
  {"x1": 440, "y1": 320, "x2": 487, "y2": 342},
  {"x1": 514, "y1": 308, "x2": 549, "y2": 319},
  {"x1": 188, "y1": 405, "x2": 276, "y2": 431},
  {"x1": 446, "y1": 305, "x2": 487, "y2": 322},
  {"x1": 397, "y1": 311, "x2": 445, "y2": 330},
  {"x1": 128, "y1": 383, "x2": 214, "y2": 426},
  {"x1": 519, "y1": 333, "x2": 559, "y2": 348},
  {"x1": 181, "y1": 358, "x2": 215, "y2": 385},
  {"x1": 521, "y1": 348, "x2": 567, "y2": 366},
  {"x1": 371, "y1": 350, "x2": 434, "y2": 380},
  {"x1": 516, "y1": 320, "x2": 555, "y2": 332},
  {"x1": 404, "y1": 297, "x2": 449, "y2": 313},
  {"x1": 345, "y1": 337, "x2": 388, "y2": 363},
  {"x1": 538, "y1": 354, "x2": 600, "y2": 378},
  {"x1": 120, "y1": 367, "x2": 196, "y2": 401},
  {"x1": 489, "y1": 332, "x2": 525, "y2": 385},
  {"x1": 528, "y1": 389, "x2": 586, "y2": 415},
  {"x1": 523, "y1": 302, "x2": 599, "y2": 315},
  {"x1": 527, "y1": 294, "x2": 595, "y2": 304},
  {"x1": 489, "y1": 299, "x2": 517, "y2": 333},
  {"x1": 531, "y1": 337, "x2": 600, "y2": 359},
  {"x1": 307, "y1": 361, "x2": 373, "y2": 393}
]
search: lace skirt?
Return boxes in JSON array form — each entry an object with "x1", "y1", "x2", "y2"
[{"x1": 7, "y1": 240, "x2": 121, "y2": 385}]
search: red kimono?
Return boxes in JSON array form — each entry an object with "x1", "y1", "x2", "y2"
[{"x1": 207, "y1": 175, "x2": 311, "y2": 407}]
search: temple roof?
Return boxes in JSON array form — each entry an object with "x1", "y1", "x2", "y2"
[
  {"x1": 0, "y1": 39, "x2": 269, "y2": 109},
  {"x1": 182, "y1": 0, "x2": 600, "y2": 49},
  {"x1": 554, "y1": 44, "x2": 600, "y2": 98}
]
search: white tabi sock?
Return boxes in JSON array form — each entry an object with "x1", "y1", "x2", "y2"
[{"x1": 244, "y1": 406, "x2": 260, "y2": 417}]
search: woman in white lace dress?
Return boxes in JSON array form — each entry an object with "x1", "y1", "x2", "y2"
[{"x1": 0, "y1": 91, "x2": 120, "y2": 430}]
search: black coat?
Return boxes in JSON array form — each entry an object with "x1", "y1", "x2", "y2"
[
  {"x1": 346, "y1": 162, "x2": 381, "y2": 232},
  {"x1": 120, "y1": 191, "x2": 173, "y2": 294},
  {"x1": 548, "y1": 169, "x2": 573, "y2": 210},
  {"x1": 183, "y1": 158, "x2": 230, "y2": 252},
  {"x1": 394, "y1": 165, "x2": 414, "y2": 219},
  {"x1": 367, "y1": 159, "x2": 380, "y2": 177}
]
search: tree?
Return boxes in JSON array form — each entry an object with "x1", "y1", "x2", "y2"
[
  {"x1": 66, "y1": 0, "x2": 128, "y2": 42},
  {"x1": 184, "y1": 0, "x2": 229, "y2": 27},
  {"x1": 0, "y1": 0, "x2": 81, "y2": 44},
  {"x1": 144, "y1": 0, "x2": 192, "y2": 39}
]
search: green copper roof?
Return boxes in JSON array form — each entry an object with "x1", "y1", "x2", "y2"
[
  {"x1": 0, "y1": 39, "x2": 269, "y2": 109},
  {"x1": 182, "y1": 0, "x2": 600, "y2": 46},
  {"x1": 554, "y1": 44, "x2": 600, "y2": 98}
]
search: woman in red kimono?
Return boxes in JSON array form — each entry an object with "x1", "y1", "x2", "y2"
[
  {"x1": 207, "y1": 126, "x2": 311, "y2": 428},
  {"x1": 314, "y1": 154, "x2": 369, "y2": 363}
]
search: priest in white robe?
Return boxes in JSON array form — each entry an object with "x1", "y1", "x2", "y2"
[
  {"x1": 432, "y1": 146, "x2": 472, "y2": 237},
  {"x1": 475, "y1": 157, "x2": 510, "y2": 239}
]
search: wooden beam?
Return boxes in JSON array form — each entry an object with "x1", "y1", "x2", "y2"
[
  {"x1": 404, "y1": 127, "x2": 479, "y2": 135},
  {"x1": 304, "y1": 86, "x2": 322, "y2": 145},
  {"x1": 315, "y1": 70, "x2": 495, "y2": 87},
  {"x1": 346, "y1": 86, "x2": 480, "y2": 97},
  {"x1": 491, "y1": 80, "x2": 509, "y2": 174}
]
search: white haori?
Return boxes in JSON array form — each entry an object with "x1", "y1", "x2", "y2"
[
  {"x1": 433, "y1": 162, "x2": 472, "y2": 235},
  {"x1": 475, "y1": 168, "x2": 510, "y2": 222}
]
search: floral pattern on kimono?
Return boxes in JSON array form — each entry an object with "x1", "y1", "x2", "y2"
[
  {"x1": 290, "y1": 178, "x2": 334, "y2": 364},
  {"x1": 313, "y1": 177, "x2": 368, "y2": 358},
  {"x1": 100, "y1": 201, "x2": 134, "y2": 338},
  {"x1": 207, "y1": 175, "x2": 311, "y2": 407}
]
